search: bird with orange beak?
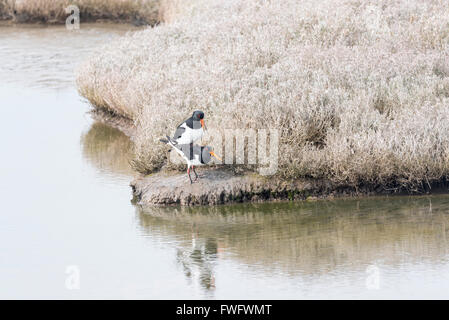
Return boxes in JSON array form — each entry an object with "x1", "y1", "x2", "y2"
[
  {"x1": 160, "y1": 136, "x2": 222, "y2": 183},
  {"x1": 171, "y1": 110, "x2": 206, "y2": 145}
]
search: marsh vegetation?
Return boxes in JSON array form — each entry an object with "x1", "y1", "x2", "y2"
[
  {"x1": 0, "y1": 0, "x2": 161, "y2": 24},
  {"x1": 77, "y1": 0, "x2": 449, "y2": 192}
]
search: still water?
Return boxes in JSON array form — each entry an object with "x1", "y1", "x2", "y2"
[{"x1": 1, "y1": 24, "x2": 449, "y2": 299}]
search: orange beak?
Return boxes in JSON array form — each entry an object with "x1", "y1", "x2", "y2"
[
  {"x1": 210, "y1": 151, "x2": 222, "y2": 162},
  {"x1": 200, "y1": 119, "x2": 206, "y2": 130}
]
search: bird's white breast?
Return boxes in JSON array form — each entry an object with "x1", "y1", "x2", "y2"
[
  {"x1": 188, "y1": 154, "x2": 203, "y2": 166},
  {"x1": 176, "y1": 124, "x2": 204, "y2": 144}
]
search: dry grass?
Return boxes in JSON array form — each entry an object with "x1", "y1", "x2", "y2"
[
  {"x1": 0, "y1": 0, "x2": 160, "y2": 24},
  {"x1": 0, "y1": 0, "x2": 12, "y2": 19},
  {"x1": 157, "y1": 0, "x2": 202, "y2": 24},
  {"x1": 77, "y1": 0, "x2": 449, "y2": 190}
]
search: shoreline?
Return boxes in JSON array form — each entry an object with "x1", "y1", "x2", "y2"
[
  {"x1": 0, "y1": 19, "x2": 149, "y2": 26},
  {"x1": 0, "y1": 16, "x2": 154, "y2": 27},
  {"x1": 131, "y1": 166, "x2": 449, "y2": 207},
  {"x1": 0, "y1": 0, "x2": 161, "y2": 26},
  {"x1": 93, "y1": 109, "x2": 449, "y2": 207},
  {"x1": 89, "y1": 107, "x2": 137, "y2": 138}
]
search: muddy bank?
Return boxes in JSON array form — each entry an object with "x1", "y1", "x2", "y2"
[
  {"x1": 131, "y1": 167, "x2": 332, "y2": 206},
  {"x1": 131, "y1": 168, "x2": 449, "y2": 206},
  {"x1": 131, "y1": 167, "x2": 403, "y2": 206}
]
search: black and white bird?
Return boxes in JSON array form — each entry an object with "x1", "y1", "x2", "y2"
[
  {"x1": 160, "y1": 136, "x2": 221, "y2": 184},
  {"x1": 171, "y1": 110, "x2": 206, "y2": 145}
]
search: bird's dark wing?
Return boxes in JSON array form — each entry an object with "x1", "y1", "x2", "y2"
[
  {"x1": 176, "y1": 143, "x2": 191, "y2": 160},
  {"x1": 172, "y1": 125, "x2": 186, "y2": 141}
]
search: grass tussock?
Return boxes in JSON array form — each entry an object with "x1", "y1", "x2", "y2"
[
  {"x1": 77, "y1": 0, "x2": 449, "y2": 190},
  {"x1": 0, "y1": 0, "x2": 160, "y2": 25}
]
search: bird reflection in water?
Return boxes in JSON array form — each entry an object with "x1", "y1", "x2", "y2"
[{"x1": 176, "y1": 232, "x2": 218, "y2": 292}]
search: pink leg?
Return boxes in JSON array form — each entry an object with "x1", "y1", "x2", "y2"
[
  {"x1": 187, "y1": 167, "x2": 193, "y2": 184},
  {"x1": 192, "y1": 165, "x2": 199, "y2": 181}
]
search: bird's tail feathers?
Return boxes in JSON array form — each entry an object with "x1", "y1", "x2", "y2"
[
  {"x1": 160, "y1": 135, "x2": 180, "y2": 153},
  {"x1": 167, "y1": 135, "x2": 178, "y2": 145},
  {"x1": 160, "y1": 135, "x2": 176, "y2": 145}
]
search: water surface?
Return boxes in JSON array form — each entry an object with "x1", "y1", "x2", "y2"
[{"x1": 1, "y1": 24, "x2": 449, "y2": 299}]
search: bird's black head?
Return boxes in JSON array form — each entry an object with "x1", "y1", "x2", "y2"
[
  {"x1": 201, "y1": 146, "x2": 221, "y2": 164},
  {"x1": 201, "y1": 146, "x2": 212, "y2": 164},
  {"x1": 192, "y1": 110, "x2": 205, "y2": 120},
  {"x1": 192, "y1": 110, "x2": 206, "y2": 129}
]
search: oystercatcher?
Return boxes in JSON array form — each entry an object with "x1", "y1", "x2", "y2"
[
  {"x1": 171, "y1": 110, "x2": 206, "y2": 145},
  {"x1": 160, "y1": 136, "x2": 221, "y2": 184}
]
